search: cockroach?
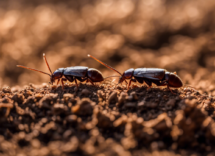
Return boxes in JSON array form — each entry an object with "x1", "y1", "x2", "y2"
[
  {"x1": 17, "y1": 53, "x2": 109, "y2": 89},
  {"x1": 88, "y1": 54, "x2": 183, "y2": 94}
]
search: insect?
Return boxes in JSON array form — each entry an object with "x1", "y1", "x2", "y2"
[
  {"x1": 88, "y1": 54, "x2": 183, "y2": 94},
  {"x1": 17, "y1": 53, "x2": 105, "y2": 89}
]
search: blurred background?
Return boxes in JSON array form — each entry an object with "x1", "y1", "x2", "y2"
[{"x1": 1, "y1": 0, "x2": 215, "y2": 93}]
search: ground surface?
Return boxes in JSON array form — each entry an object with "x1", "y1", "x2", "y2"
[{"x1": 1, "y1": 82, "x2": 215, "y2": 156}]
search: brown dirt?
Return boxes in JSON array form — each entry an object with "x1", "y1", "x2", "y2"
[{"x1": 1, "y1": 83, "x2": 215, "y2": 156}]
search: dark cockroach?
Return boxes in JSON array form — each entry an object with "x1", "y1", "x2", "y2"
[
  {"x1": 17, "y1": 53, "x2": 109, "y2": 89},
  {"x1": 88, "y1": 54, "x2": 183, "y2": 94}
]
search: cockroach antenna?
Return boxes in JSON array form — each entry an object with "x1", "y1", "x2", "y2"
[
  {"x1": 43, "y1": 53, "x2": 53, "y2": 74},
  {"x1": 88, "y1": 54, "x2": 122, "y2": 76},
  {"x1": 88, "y1": 54, "x2": 128, "y2": 85},
  {"x1": 16, "y1": 65, "x2": 51, "y2": 76},
  {"x1": 104, "y1": 76, "x2": 120, "y2": 79},
  {"x1": 17, "y1": 53, "x2": 53, "y2": 76}
]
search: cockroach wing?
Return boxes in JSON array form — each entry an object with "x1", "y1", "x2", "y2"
[
  {"x1": 133, "y1": 68, "x2": 165, "y2": 80},
  {"x1": 64, "y1": 66, "x2": 88, "y2": 77}
]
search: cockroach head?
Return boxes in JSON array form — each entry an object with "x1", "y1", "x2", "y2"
[
  {"x1": 118, "y1": 76, "x2": 125, "y2": 83},
  {"x1": 50, "y1": 76, "x2": 55, "y2": 85}
]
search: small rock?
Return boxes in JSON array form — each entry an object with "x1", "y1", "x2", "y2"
[
  {"x1": 146, "y1": 102, "x2": 158, "y2": 108},
  {"x1": 0, "y1": 103, "x2": 13, "y2": 117},
  {"x1": 96, "y1": 112, "x2": 112, "y2": 128},
  {"x1": 74, "y1": 86, "x2": 78, "y2": 92},
  {"x1": 66, "y1": 115, "x2": 78, "y2": 124},
  {"x1": 60, "y1": 136, "x2": 79, "y2": 152},
  {"x1": 42, "y1": 83, "x2": 48, "y2": 88},
  {"x1": 35, "y1": 93, "x2": 44, "y2": 101},
  {"x1": 144, "y1": 113, "x2": 172, "y2": 131},
  {"x1": 130, "y1": 92, "x2": 138, "y2": 101},
  {"x1": 39, "y1": 93, "x2": 58, "y2": 108},
  {"x1": 81, "y1": 89, "x2": 91, "y2": 97},
  {"x1": 108, "y1": 91, "x2": 118, "y2": 105},
  {"x1": 113, "y1": 115, "x2": 127, "y2": 127},
  {"x1": 137, "y1": 101, "x2": 145, "y2": 108},
  {"x1": 63, "y1": 130, "x2": 73, "y2": 139},
  {"x1": 1, "y1": 97, "x2": 12, "y2": 103},
  {"x1": 117, "y1": 92, "x2": 128, "y2": 107},
  {"x1": 23, "y1": 90, "x2": 33, "y2": 98},
  {"x1": 63, "y1": 93, "x2": 74, "y2": 104},
  {"x1": 52, "y1": 104, "x2": 68, "y2": 115},
  {"x1": 12, "y1": 93, "x2": 25, "y2": 104},
  {"x1": 125, "y1": 102, "x2": 136, "y2": 108},
  {"x1": 24, "y1": 96, "x2": 35, "y2": 105},
  {"x1": 166, "y1": 99, "x2": 176, "y2": 109},
  {"x1": 51, "y1": 84, "x2": 57, "y2": 90},
  {"x1": 72, "y1": 98, "x2": 93, "y2": 116},
  {"x1": 31, "y1": 139, "x2": 41, "y2": 148},
  {"x1": 121, "y1": 136, "x2": 137, "y2": 150},
  {"x1": 127, "y1": 92, "x2": 138, "y2": 101},
  {"x1": 2, "y1": 87, "x2": 11, "y2": 93}
]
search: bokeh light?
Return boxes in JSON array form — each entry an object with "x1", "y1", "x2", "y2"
[{"x1": 0, "y1": 0, "x2": 215, "y2": 94}]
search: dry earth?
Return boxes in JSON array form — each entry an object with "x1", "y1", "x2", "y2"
[{"x1": 1, "y1": 82, "x2": 215, "y2": 156}]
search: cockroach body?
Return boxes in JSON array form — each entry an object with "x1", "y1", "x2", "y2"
[
  {"x1": 88, "y1": 55, "x2": 183, "y2": 94},
  {"x1": 17, "y1": 54, "x2": 104, "y2": 88}
]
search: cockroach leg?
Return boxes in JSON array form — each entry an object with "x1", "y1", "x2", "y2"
[
  {"x1": 61, "y1": 78, "x2": 67, "y2": 89},
  {"x1": 147, "y1": 86, "x2": 152, "y2": 90},
  {"x1": 74, "y1": 79, "x2": 79, "y2": 88},
  {"x1": 157, "y1": 80, "x2": 176, "y2": 94},
  {"x1": 167, "y1": 85, "x2": 176, "y2": 95},
  {"x1": 87, "y1": 78, "x2": 95, "y2": 86},
  {"x1": 127, "y1": 80, "x2": 132, "y2": 90},
  {"x1": 127, "y1": 79, "x2": 137, "y2": 90},
  {"x1": 57, "y1": 79, "x2": 60, "y2": 85},
  {"x1": 76, "y1": 77, "x2": 88, "y2": 82}
]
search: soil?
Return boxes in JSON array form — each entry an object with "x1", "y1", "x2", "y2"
[
  {"x1": 1, "y1": 0, "x2": 215, "y2": 155},
  {"x1": 1, "y1": 82, "x2": 215, "y2": 156}
]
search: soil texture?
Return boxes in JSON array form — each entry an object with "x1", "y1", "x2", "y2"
[{"x1": 1, "y1": 83, "x2": 215, "y2": 156}]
